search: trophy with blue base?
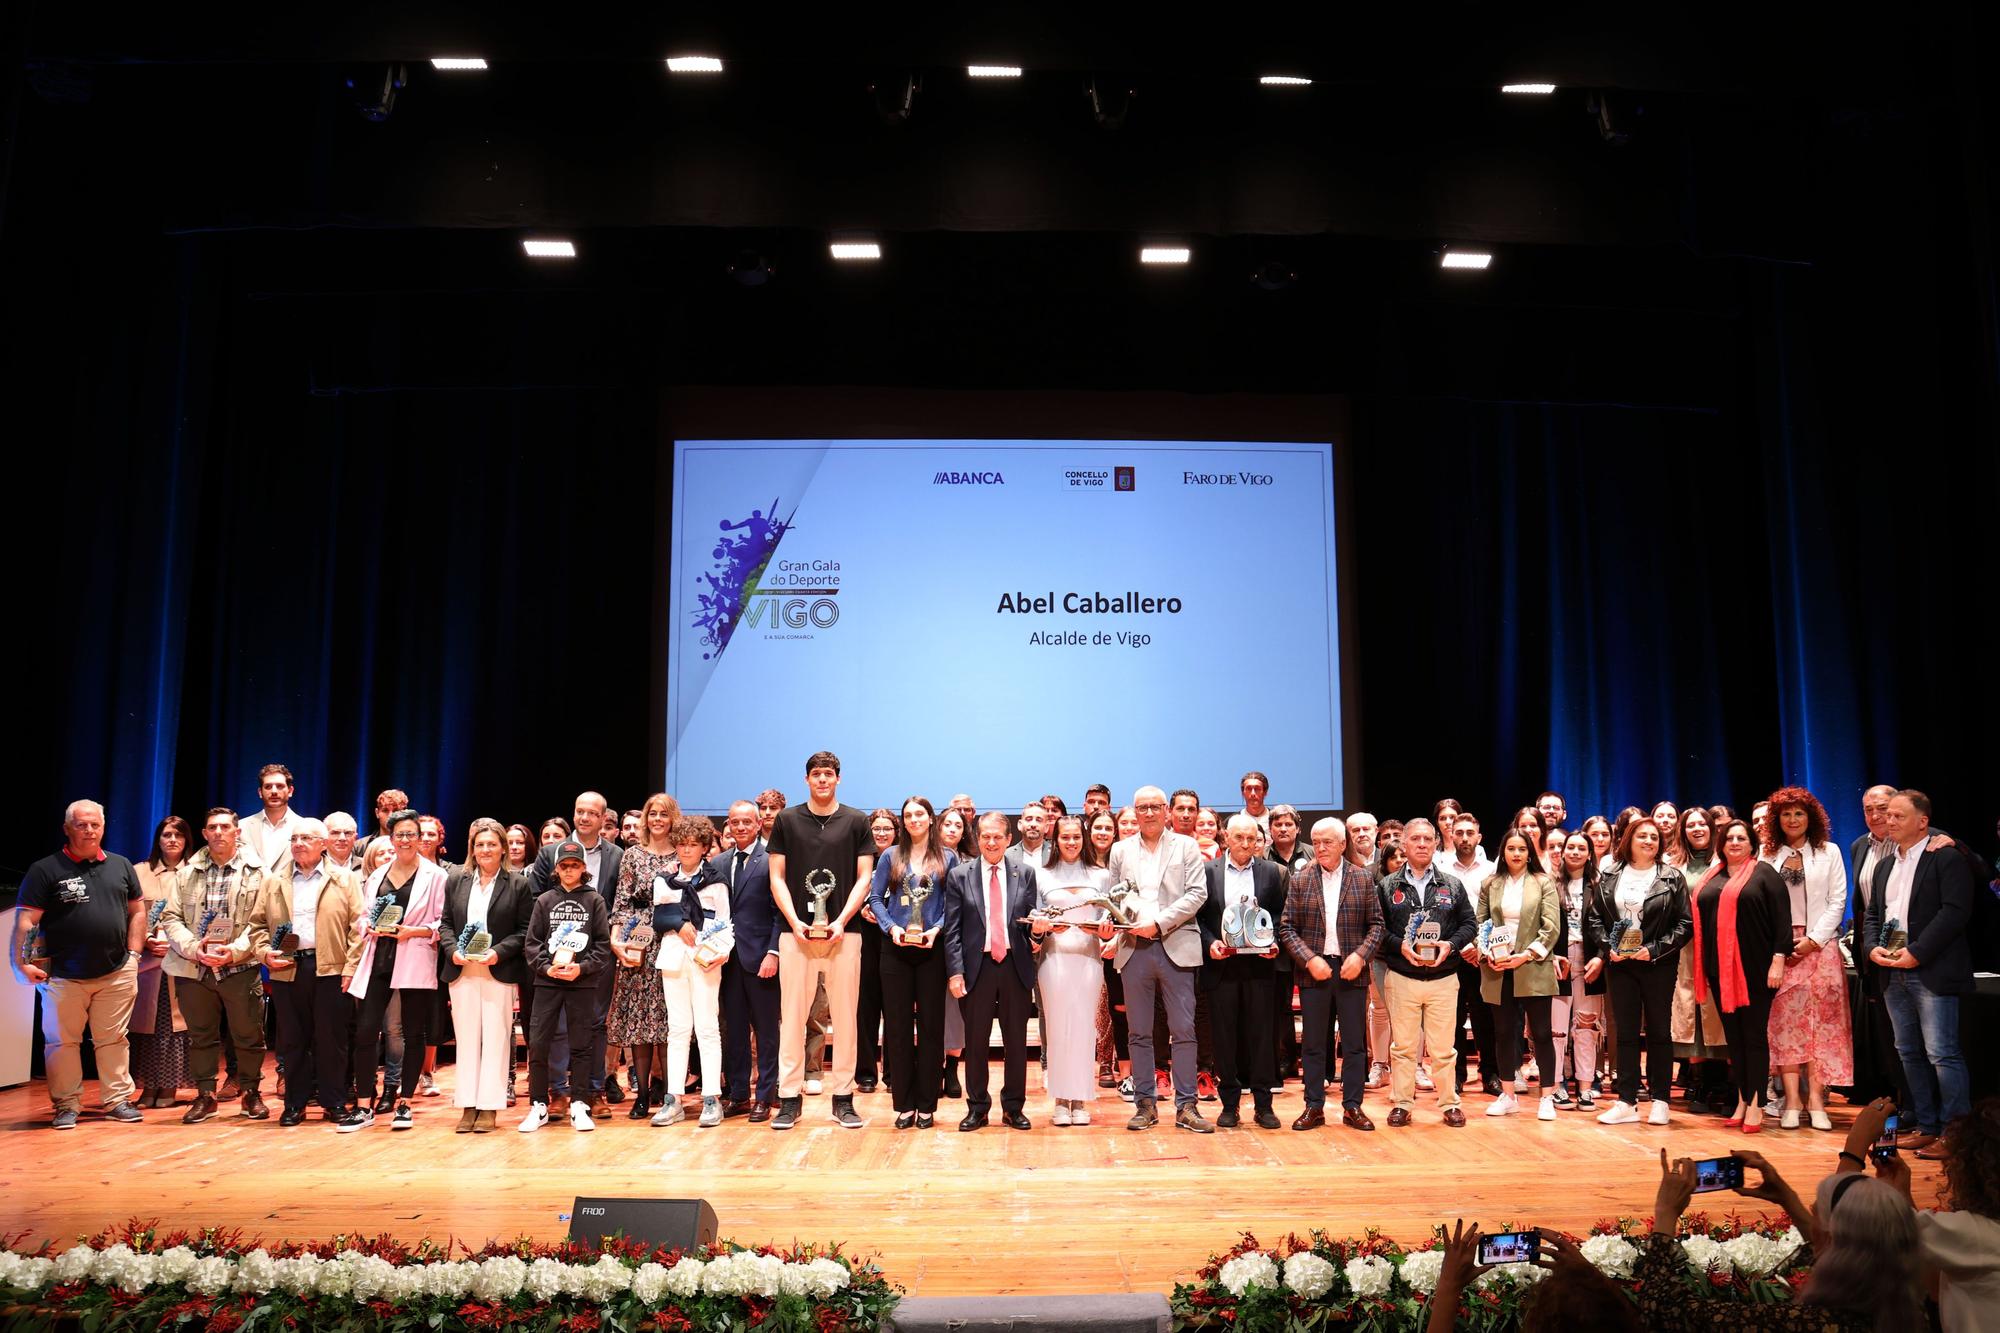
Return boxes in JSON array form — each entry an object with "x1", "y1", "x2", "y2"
[
  {"x1": 456, "y1": 920, "x2": 495, "y2": 965},
  {"x1": 1405, "y1": 909, "x2": 1446, "y2": 966},
  {"x1": 1878, "y1": 916, "x2": 1908, "y2": 962}
]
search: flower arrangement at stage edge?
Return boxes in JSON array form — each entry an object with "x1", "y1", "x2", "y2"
[
  {"x1": 0, "y1": 1219, "x2": 898, "y2": 1333},
  {"x1": 1169, "y1": 1215, "x2": 1818, "y2": 1332}
]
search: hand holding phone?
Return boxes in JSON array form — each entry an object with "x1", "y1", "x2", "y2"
[
  {"x1": 1871, "y1": 1112, "x2": 1901, "y2": 1161},
  {"x1": 1692, "y1": 1156, "x2": 1746, "y2": 1193},
  {"x1": 1476, "y1": 1231, "x2": 1541, "y2": 1266}
]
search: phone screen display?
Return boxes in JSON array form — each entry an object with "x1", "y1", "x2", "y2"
[
  {"x1": 1693, "y1": 1156, "x2": 1745, "y2": 1193},
  {"x1": 1476, "y1": 1231, "x2": 1540, "y2": 1265}
]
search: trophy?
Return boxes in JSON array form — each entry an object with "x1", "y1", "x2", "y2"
[
  {"x1": 21, "y1": 923, "x2": 50, "y2": 971},
  {"x1": 896, "y1": 874, "x2": 937, "y2": 948},
  {"x1": 548, "y1": 920, "x2": 588, "y2": 968},
  {"x1": 145, "y1": 898, "x2": 169, "y2": 939},
  {"x1": 455, "y1": 920, "x2": 493, "y2": 962},
  {"x1": 1611, "y1": 916, "x2": 1647, "y2": 960},
  {"x1": 804, "y1": 869, "x2": 837, "y2": 939},
  {"x1": 1078, "y1": 879, "x2": 1151, "y2": 932},
  {"x1": 196, "y1": 906, "x2": 235, "y2": 964},
  {"x1": 369, "y1": 890, "x2": 403, "y2": 937},
  {"x1": 269, "y1": 920, "x2": 299, "y2": 969},
  {"x1": 1221, "y1": 895, "x2": 1277, "y2": 954},
  {"x1": 1405, "y1": 910, "x2": 1446, "y2": 966},
  {"x1": 692, "y1": 918, "x2": 735, "y2": 969},
  {"x1": 1879, "y1": 916, "x2": 1908, "y2": 961},
  {"x1": 613, "y1": 912, "x2": 655, "y2": 966},
  {"x1": 1485, "y1": 922, "x2": 1517, "y2": 963}
]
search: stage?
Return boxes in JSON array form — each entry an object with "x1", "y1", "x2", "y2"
[{"x1": 0, "y1": 1066, "x2": 1945, "y2": 1296}]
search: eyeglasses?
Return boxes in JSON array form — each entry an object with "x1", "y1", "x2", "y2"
[
  {"x1": 1134, "y1": 803, "x2": 1166, "y2": 813},
  {"x1": 390, "y1": 831, "x2": 420, "y2": 842}
]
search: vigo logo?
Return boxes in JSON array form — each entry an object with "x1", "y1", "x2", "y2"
[
  {"x1": 933, "y1": 470, "x2": 1005, "y2": 485},
  {"x1": 743, "y1": 596, "x2": 840, "y2": 629}
]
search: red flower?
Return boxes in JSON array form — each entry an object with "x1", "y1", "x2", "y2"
[{"x1": 565, "y1": 1312, "x2": 602, "y2": 1332}]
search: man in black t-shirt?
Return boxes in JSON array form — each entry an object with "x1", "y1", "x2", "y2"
[
  {"x1": 765, "y1": 751, "x2": 875, "y2": 1131},
  {"x1": 12, "y1": 800, "x2": 146, "y2": 1129}
]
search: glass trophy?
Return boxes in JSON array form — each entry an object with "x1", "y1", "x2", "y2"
[
  {"x1": 1486, "y1": 922, "x2": 1518, "y2": 963},
  {"x1": 548, "y1": 920, "x2": 588, "y2": 968},
  {"x1": 369, "y1": 890, "x2": 403, "y2": 936},
  {"x1": 145, "y1": 898, "x2": 169, "y2": 939},
  {"x1": 613, "y1": 912, "x2": 654, "y2": 966},
  {"x1": 1405, "y1": 910, "x2": 1446, "y2": 965},
  {"x1": 270, "y1": 921, "x2": 299, "y2": 969},
  {"x1": 804, "y1": 869, "x2": 837, "y2": 939},
  {"x1": 456, "y1": 921, "x2": 493, "y2": 962},
  {"x1": 1879, "y1": 916, "x2": 1908, "y2": 961},
  {"x1": 692, "y1": 918, "x2": 735, "y2": 969},
  {"x1": 21, "y1": 923, "x2": 50, "y2": 970},
  {"x1": 896, "y1": 874, "x2": 937, "y2": 948},
  {"x1": 1611, "y1": 916, "x2": 1647, "y2": 959},
  {"x1": 197, "y1": 906, "x2": 235, "y2": 963}
]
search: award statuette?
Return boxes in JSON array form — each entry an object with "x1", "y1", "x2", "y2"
[
  {"x1": 613, "y1": 912, "x2": 655, "y2": 966},
  {"x1": 692, "y1": 918, "x2": 735, "y2": 969},
  {"x1": 1078, "y1": 879, "x2": 1150, "y2": 932},
  {"x1": 804, "y1": 869, "x2": 838, "y2": 940},
  {"x1": 1220, "y1": 896, "x2": 1278, "y2": 953},
  {"x1": 369, "y1": 891, "x2": 403, "y2": 937},
  {"x1": 1879, "y1": 916, "x2": 1908, "y2": 961},
  {"x1": 455, "y1": 921, "x2": 494, "y2": 962},
  {"x1": 21, "y1": 923, "x2": 50, "y2": 971},
  {"x1": 548, "y1": 921, "x2": 588, "y2": 968},
  {"x1": 1611, "y1": 916, "x2": 1647, "y2": 960},
  {"x1": 145, "y1": 898, "x2": 169, "y2": 939},
  {"x1": 196, "y1": 906, "x2": 235, "y2": 963},
  {"x1": 1405, "y1": 910, "x2": 1446, "y2": 966},
  {"x1": 1486, "y1": 922, "x2": 1518, "y2": 964},
  {"x1": 896, "y1": 874, "x2": 937, "y2": 948},
  {"x1": 269, "y1": 921, "x2": 299, "y2": 969}
]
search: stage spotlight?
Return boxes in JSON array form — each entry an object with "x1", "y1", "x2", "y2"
[
  {"x1": 728, "y1": 250, "x2": 776, "y2": 286},
  {"x1": 1439, "y1": 250, "x2": 1492, "y2": 269},
  {"x1": 1259, "y1": 75, "x2": 1312, "y2": 87},
  {"x1": 666, "y1": 55, "x2": 724, "y2": 74},
  {"x1": 867, "y1": 71, "x2": 921, "y2": 124},
  {"x1": 345, "y1": 64, "x2": 406, "y2": 122},
  {"x1": 829, "y1": 241, "x2": 882, "y2": 261},
  {"x1": 1140, "y1": 246, "x2": 1192, "y2": 265},
  {"x1": 1501, "y1": 82, "x2": 1555, "y2": 94},
  {"x1": 967, "y1": 64, "x2": 1023, "y2": 78},
  {"x1": 523, "y1": 239, "x2": 577, "y2": 258},
  {"x1": 430, "y1": 57, "x2": 487, "y2": 71},
  {"x1": 1251, "y1": 260, "x2": 1298, "y2": 290},
  {"x1": 1087, "y1": 76, "x2": 1136, "y2": 129}
]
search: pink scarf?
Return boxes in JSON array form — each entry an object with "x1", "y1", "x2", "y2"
[{"x1": 1691, "y1": 857, "x2": 1756, "y2": 1013}]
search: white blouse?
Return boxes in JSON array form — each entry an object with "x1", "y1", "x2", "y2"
[{"x1": 1759, "y1": 842, "x2": 1848, "y2": 945}]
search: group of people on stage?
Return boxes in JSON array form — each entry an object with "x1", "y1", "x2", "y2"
[{"x1": 11, "y1": 760, "x2": 1989, "y2": 1160}]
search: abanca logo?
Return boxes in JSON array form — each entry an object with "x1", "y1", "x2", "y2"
[{"x1": 932, "y1": 470, "x2": 1005, "y2": 485}]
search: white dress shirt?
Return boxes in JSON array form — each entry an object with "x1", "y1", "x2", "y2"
[
  {"x1": 290, "y1": 864, "x2": 324, "y2": 950},
  {"x1": 1884, "y1": 840, "x2": 1924, "y2": 931},
  {"x1": 467, "y1": 871, "x2": 497, "y2": 931},
  {"x1": 1320, "y1": 864, "x2": 1344, "y2": 955}
]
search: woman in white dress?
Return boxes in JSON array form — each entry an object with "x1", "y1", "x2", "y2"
[{"x1": 1032, "y1": 816, "x2": 1113, "y2": 1125}]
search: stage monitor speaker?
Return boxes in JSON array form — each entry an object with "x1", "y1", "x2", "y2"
[{"x1": 569, "y1": 1197, "x2": 718, "y2": 1251}]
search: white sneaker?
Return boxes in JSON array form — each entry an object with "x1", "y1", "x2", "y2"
[
  {"x1": 804, "y1": 1078, "x2": 824, "y2": 1096},
  {"x1": 1513, "y1": 1076, "x2": 1528, "y2": 1094},
  {"x1": 699, "y1": 1097, "x2": 722, "y2": 1128},
  {"x1": 650, "y1": 1099, "x2": 685, "y2": 1127},
  {"x1": 1598, "y1": 1101, "x2": 1639, "y2": 1125},
  {"x1": 1648, "y1": 1099, "x2": 1670, "y2": 1126},
  {"x1": 1072, "y1": 1102, "x2": 1090, "y2": 1125},
  {"x1": 517, "y1": 1102, "x2": 548, "y2": 1133},
  {"x1": 1485, "y1": 1092, "x2": 1518, "y2": 1117},
  {"x1": 1415, "y1": 1066, "x2": 1435, "y2": 1092},
  {"x1": 1365, "y1": 1063, "x2": 1384, "y2": 1090},
  {"x1": 1538, "y1": 1094, "x2": 1557, "y2": 1121},
  {"x1": 570, "y1": 1099, "x2": 595, "y2": 1132},
  {"x1": 1052, "y1": 1102, "x2": 1072, "y2": 1127}
]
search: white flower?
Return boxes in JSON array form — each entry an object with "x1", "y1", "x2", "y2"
[
  {"x1": 665, "y1": 1255, "x2": 705, "y2": 1298},
  {"x1": 432, "y1": 1260, "x2": 478, "y2": 1301},
  {"x1": 154, "y1": 1246, "x2": 199, "y2": 1285},
  {"x1": 346, "y1": 1254, "x2": 399, "y2": 1302},
  {"x1": 1217, "y1": 1251, "x2": 1281, "y2": 1297},
  {"x1": 580, "y1": 1255, "x2": 631, "y2": 1301},
  {"x1": 1398, "y1": 1249, "x2": 1445, "y2": 1296},
  {"x1": 744, "y1": 1253, "x2": 786, "y2": 1298},
  {"x1": 700, "y1": 1252, "x2": 746, "y2": 1296},
  {"x1": 1680, "y1": 1235, "x2": 1731, "y2": 1274},
  {"x1": 89, "y1": 1243, "x2": 153, "y2": 1293},
  {"x1": 1282, "y1": 1252, "x2": 1335, "y2": 1300},
  {"x1": 802, "y1": 1257, "x2": 850, "y2": 1299},
  {"x1": 473, "y1": 1256, "x2": 527, "y2": 1302},
  {"x1": 1579, "y1": 1233, "x2": 1639, "y2": 1279},
  {"x1": 1719, "y1": 1232, "x2": 1791, "y2": 1277},
  {"x1": 524, "y1": 1257, "x2": 568, "y2": 1300},
  {"x1": 1774, "y1": 1226, "x2": 1805, "y2": 1261},
  {"x1": 188, "y1": 1256, "x2": 233, "y2": 1295},
  {"x1": 0, "y1": 1252, "x2": 26, "y2": 1291},
  {"x1": 54, "y1": 1245, "x2": 96, "y2": 1282},
  {"x1": 232, "y1": 1248, "x2": 278, "y2": 1295},
  {"x1": 274, "y1": 1255, "x2": 322, "y2": 1296},
  {"x1": 1343, "y1": 1253, "x2": 1393, "y2": 1299},
  {"x1": 13, "y1": 1258, "x2": 57, "y2": 1293},
  {"x1": 631, "y1": 1262, "x2": 670, "y2": 1305},
  {"x1": 1476, "y1": 1262, "x2": 1547, "y2": 1289}
]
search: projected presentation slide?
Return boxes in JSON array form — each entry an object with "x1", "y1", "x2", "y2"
[{"x1": 665, "y1": 440, "x2": 1342, "y2": 813}]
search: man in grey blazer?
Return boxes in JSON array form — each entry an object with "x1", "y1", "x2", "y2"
[{"x1": 1107, "y1": 784, "x2": 1211, "y2": 1133}]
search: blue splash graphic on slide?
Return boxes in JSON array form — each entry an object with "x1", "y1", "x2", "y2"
[{"x1": 691, "y1": 498, "x2": 796, "y2": 659}]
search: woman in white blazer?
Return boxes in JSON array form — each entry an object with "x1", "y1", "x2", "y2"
[{"x1": 1759, "y1": 787, "x2": 1851, "y2": 1131}]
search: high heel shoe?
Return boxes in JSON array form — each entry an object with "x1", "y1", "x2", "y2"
[{"x1": 1742, "y1": 1106, "x2": 1765, "y2": 1134}]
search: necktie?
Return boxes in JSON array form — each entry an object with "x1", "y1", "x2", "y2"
[
  {"x1": 988, "y1": 863, "x2": 1007, "y2": 962},
  {"x1": 732, "y1": 849, "x2": 746, "y2": 889}
]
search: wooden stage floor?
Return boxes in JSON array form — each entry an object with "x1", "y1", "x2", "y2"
[{"x1": 1, "y1": 1066, "x2": 1944, "y2": 1297}]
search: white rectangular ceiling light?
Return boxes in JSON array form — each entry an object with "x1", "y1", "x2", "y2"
[
  {"x1": 1259, "y1": 75, "x2": 1312, "y2": 86},
  {"x1": 966, "y1": 65, "x2": 1023, "y2": 78},
  {"x1": 522, "y1": 239, "x2": 577, "y2": 258},
  {"x1": 1140, "y1": 246, "x2": 1192, "y2": 264},
  {"x1": 666, "y1": 56, "x2": 724, "y2": 73},
  {"x1": 430, "y1": 58, "x2": 488, "y2": 70},
  {"x1": 829, "y1": 242, "x2": 882, "y2": 261},
  {"x1": 1440, "y1": 250, "x2": 1493, "y2": 269},
  {"x1": 1501, "y1": 83, "x2": 1556, "y2": 94}
]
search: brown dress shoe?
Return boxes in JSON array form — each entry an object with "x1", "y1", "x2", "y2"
[
  {"x1": 721, "y1": 1099, "x2": 754, "y2": 1118},
  {"x1": 1291, "y1": 1106, "x2": 1326, "y2": 1131},
  {"x1": 239, "y1": 1091, "x2": 270, "y2": 1120},
  {"x1": 216, "y1": 1079, "x2": 244, "y2": 1103},
  {"x1": 747, "y1": 1101, "x2": 772, "y2": 1123},
  {"x1": 1443, "y1": 1107, "x2": 1467, "y2": 1128},
  {"x1": 1387, "y1": 1106, "x2": 1412, "y2": 1127},
  {"x1": 549, "y1": 1094, "x2": 570, "y2": 1119},
  {"x1": 456, "y1": 1108, "x2": 479, "y2": 1133},
  {"x1": 1917, "y1": 1140, "x2": 1950, "y2": 1161},
  {"x1": 182, "y1": 1094, "x2": 219, "y2": 1124},
  {"x1": 1342, "y1": 1106, "x2": 1376, "y2": 1131},
  {"x1": 472, "y1": 1110, "x2": 497, "y2": 1134},
  {"x1": 589, "y1": 1095, "x2": 612, "y2": 1120}
]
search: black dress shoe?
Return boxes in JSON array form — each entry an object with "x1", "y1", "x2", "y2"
[
  {"x1": 959, "y1": 1111, "x2": 989, "y2": 1131},
  {"x1": 1215, "y1": 1106, "x2": 1241, "y2": 1129},
  {"x1": 915, "y1": 1111, "x2": 935, "y2": 1128},
  {"x1": 855, "y1": 1077, "x2": 878, "y2": 1094},
  {"x1": 1002, "y1": 1110, "x2": 1031, "y2": 1130},
  {"x1": 1387, "y1": 1107, "x2": 1412, "y2": 1127},
  {"x1": 747, "y1": 1101, "x2": 771, "y2": 1123},
  {"x1": 279, "y1": 1107, "x2": 307, "y2": 1127},
  {"x1": 1291, "y1": 1106, "x2": 1326, "y2": 1131},
  {"x1": 1342, "y1": 1106, "x2": 1376, "y2": 1131},
  {"x1": 604, "y1": 1078, "x2": 625, "y2": 1104},
  {"x1": 1254, "y1": 1108, "x2": 1281, "y2": 1130},
  {"x1": 894, "y1": 1111, "x2": 916, "y2": 1129}
]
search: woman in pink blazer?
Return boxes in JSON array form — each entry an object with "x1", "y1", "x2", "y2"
[{"x1": 340, "y1": 810, "x2": 449, "y2": 1131}]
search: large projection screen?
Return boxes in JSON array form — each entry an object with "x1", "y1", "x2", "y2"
[{"x1": 664, "y1": 438, "x2": 1343, "y2": 813}]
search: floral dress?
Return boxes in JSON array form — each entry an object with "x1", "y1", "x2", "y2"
[
  {"x1": 606, "y1": 848, "x2": 675, "y2": 1044},
  {"x1": 1765, "y1": 850, "x2": 1853, "y2": 1083}
]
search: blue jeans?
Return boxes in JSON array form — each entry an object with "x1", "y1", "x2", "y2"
[{"x1": 1882, "y1": 972, "x2": 1968, "y2": 1132}]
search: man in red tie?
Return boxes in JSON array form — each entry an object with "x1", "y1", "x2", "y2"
[{"x1": 946, "y1": 812, "x2": 1038, "y2": 1130}]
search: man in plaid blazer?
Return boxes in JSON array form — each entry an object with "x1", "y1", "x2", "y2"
[{"x1": 1279, "y1": 817, "x2": 1383, "y2": 1131}]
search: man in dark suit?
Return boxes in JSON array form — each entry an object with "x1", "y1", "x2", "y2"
[
  {"x1": 1279, "y1": 816, "x2": 1383, "y2": 1131},
  {"x1": 713, "y1": 800, "x2": 781, "y2": 1121},
  {"x1": 1865, "y1": 788, "x2": 1974, "y2": 1157},
  {"x1": 1847, "y1": 784, "x2": 1910, "y2": 1106},
  {"x1": 1198, "y1": 815, "x2": 1289, "y2": 1128},
  {"x1": 945, "y1": 812, "x2": 1039, "y2": 1130},
  {"x1": 528, "y1": 792, "x2": 624, "y2": 1114}
]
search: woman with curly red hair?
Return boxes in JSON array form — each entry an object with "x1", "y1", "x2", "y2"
[{"x1": 1759, "y1": 786, "x2": 1852, "y2": 1131}]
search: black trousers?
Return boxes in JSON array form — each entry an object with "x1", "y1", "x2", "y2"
[
  {"x1": 1456, "y1": 958, "x2": 1495, "y2": 1083},
  {"x1": 271, "y1": 965, "x2": 349, "y2": 1113},
  {"x1": 352, "y1": 978, "x2": 431, "y2": 1103},
  {"x1": 1718, "y1": 987, "x2": 1776, "y2": 1105},
  {"x1": 1271, "y1": 964, "x2": 1298, "y2": 1074},
  {"x1": 853, "y1": 924, "x2": 884, "y2": 1079},
  {"x1": 721, "y1": 958, "x2": 780, "y2": 1105},
  {"x1": 1608, "y1": 958, "x2": 1676, "y2": 1104},
  {"x1": 959, "y1": 961, "x2": 1032, "y2": 1116},
  {"x1": 1492, "y1": 971, "x2": 1556, "y2": 1087},
  {"x1": 1299, "y1": 983, "x2": 1368, "y2": 1110},
  {"x1": 1210, "y1": 970, "x2": 1276, "y2": 1112},
  {"x1": 879, "y1": 940, "x2": 947, "y2": 1112},
  {"x1": 529, "y1": 984, "x2": 597, "y2": 1105}
]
